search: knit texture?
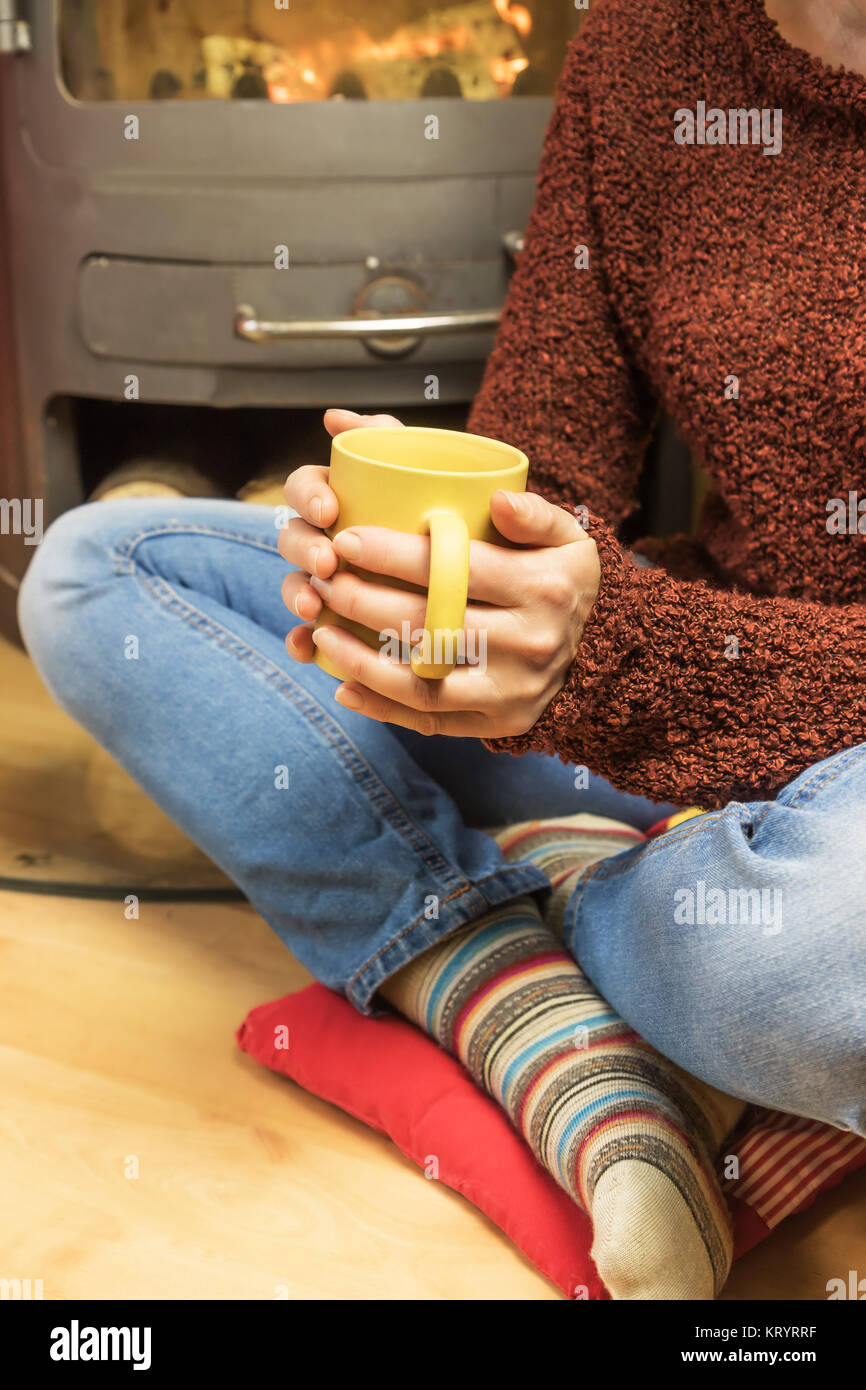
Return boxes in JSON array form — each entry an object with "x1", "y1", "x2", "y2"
[
  {"x1": 468, "y1": 0, "x2": 866, "y2": 808},
  {"x1": 384, "y1": 873, "x2": 745, "y2": 1299},
  {"x1": 489, "y1": 813, "x2": 646, "y2": 938}
]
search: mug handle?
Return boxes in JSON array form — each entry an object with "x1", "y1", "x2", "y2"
[{"x1": 410, "y1": 510, "x2": 470, "y2": 680}]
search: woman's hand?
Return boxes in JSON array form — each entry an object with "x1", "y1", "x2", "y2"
[
  {"x1": 278, "y1": 407, "x2": 404, "y2": 663},
  {"x1": 279, "y1": 408, "x2": 600, "y2": 739}
]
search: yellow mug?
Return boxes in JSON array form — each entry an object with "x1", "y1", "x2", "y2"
[{"x1": 314, "y1": 425, "x2": 528, "y2": 681}]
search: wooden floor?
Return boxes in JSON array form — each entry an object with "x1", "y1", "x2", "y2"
[{"x1": 2, "y1": 634, "x2": 864, "y2": 1300}]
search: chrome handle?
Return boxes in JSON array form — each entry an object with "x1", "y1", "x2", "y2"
[{"x1": 234, "y1": 305, "x2": 501, "y2": 342}]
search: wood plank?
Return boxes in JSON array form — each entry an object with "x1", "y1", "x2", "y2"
[
  {"x1": 0, "y1": 890, "x2": 557, "y2": 1300},
  {"x1": 3, "y1": 636, "x2": 863, "y2": 1299}
]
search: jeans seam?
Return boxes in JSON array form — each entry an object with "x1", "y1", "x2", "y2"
[
  {"x1": 784, "y1": 745, "x2": 866, "y2": 808},
  {"x1": 570, "y1": 745, "x2": 866, "y2": 890},
  {"x1": 750, "y1": 802, "x2": 773, "y2": 834},
  {"x1": 566, "y1": 747, "x2": 866, "y2": 943},
  {"x1": 347, "y1": 863, "x2": 548, "y2": 1004},
  {"x1": 115, "y1": 533, "x2": 472, "y2": 891},
  {"x1": 572, "y1": 806, "x2": 736, "y2": 884},
  {"x1": 112, "y1": 521, "x2": 281, "y2": 574}
]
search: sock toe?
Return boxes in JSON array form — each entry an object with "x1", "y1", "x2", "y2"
[{"x1": 591, "y1": 1161, "x2": 727, "y2": 1300}]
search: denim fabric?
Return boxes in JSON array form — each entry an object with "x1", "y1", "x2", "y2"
[
  {"x1": 18, "y1": 499, "x2": 865, "y2": 1132},
  {"x1": 566, "y1": 745, "x2": 866, "y2": 1133},
  {"x1": 16, "y1": 499, "x2": 668, "y2": 1012}
]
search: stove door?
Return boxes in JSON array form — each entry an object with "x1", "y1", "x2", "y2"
[
  {"x1": 58, "y1": 0, "x2": 583, "y2": 104},
  {"x1": 1, "y1": 1, "x2": 588, "y2": 421}
]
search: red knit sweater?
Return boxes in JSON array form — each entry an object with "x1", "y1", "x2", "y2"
[{"x1": 468, "y1": 0, "x2": 866, "y2": 808}]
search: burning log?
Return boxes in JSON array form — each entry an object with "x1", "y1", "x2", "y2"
[
  {"x1": 201, "y1": 0, "x2": 532, "y2": 104},
  {"x1": 58, "y1": 0, "x2": 585, "y2": 104}
]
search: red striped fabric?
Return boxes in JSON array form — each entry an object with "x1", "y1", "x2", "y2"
[{"x1": 724, "y1": 1111, "x2": 866, "y2": 1228}]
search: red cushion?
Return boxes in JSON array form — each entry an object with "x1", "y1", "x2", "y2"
[{"x1": 237, "y1": 984, "x2": 866, "y2": 1299}]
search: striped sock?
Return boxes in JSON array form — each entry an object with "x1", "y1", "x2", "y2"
[
  {"x1": 489, "y1": 813, "x2": 647, "y2": 938},
  {"x1": 383, "y1": 820, "x2": 745, "y2": 1300}
]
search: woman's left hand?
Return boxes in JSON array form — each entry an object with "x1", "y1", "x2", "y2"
[{"x1": 306, "y1": 489, "x2": 601, "y2": 738}]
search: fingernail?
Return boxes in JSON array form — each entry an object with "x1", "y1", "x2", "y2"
[
  {"x1": 309, "y1": 545, "x2": 320, "y2": 577},
  {"x1": 334, "y1": 529, "x2": 362, "y2": 560},
  {"x1": 502, "y1": 491, "x2": 527, "y2": 516},
  {"x1": 335, "y1": 684, "x2": 362, "y2": 710},
  {"x1": 311, "y1": 625, "x2": 333, "y2": 647},
  {"x1": 326, "y1": 408, "x2": 362, "y2": 418},
  {"x1": 310, "y1": 496, "x2": 323, "y2": 524},
  {"x1": 309, "y1": 574, "x2": 331, "y2": 598}
]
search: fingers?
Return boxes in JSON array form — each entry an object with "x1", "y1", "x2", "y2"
[
  {"x1": 283, "y1": 464, "x2": 339, "y2": 529},
  {"x1": 281, "y1": 570, "x2": 323, "y2": 623},
  {"x1": 285, "y1": 621, "x2": 316, "y2": 663},
  {"x1": 323, "y1": 408, "x2": 405, "y2": 436},
  {"x1": 281, "y1": 574, "x2": 320, "y2": 664},
  {"x1": 282, "y1": 410, "x2": 405, "y2": 524},
  {"x1": 334, "y1": 682, "x2": 488, "y2": 738},
  {"x1": 311, "y1": 623, "x2": 494, "y2": 714},
  {"x1": 282, "y1": 408, "x2": 404, "y2": 670},
  {"x1": 332, "y1": 527, "x2": 531, "y2": 606},
  {"x1": 307, "y1": 569, "x2": 510, "y2": 645},
  {"x1": 489, "y1": 489, "x2": 590, "y2": 548},
  {"x1": 277, "y1": 516, "x2": 340, "y2": 577}
]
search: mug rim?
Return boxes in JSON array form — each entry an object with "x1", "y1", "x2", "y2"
[{"x1": 330, "y1": 425, "x2": 528, "y2": 478}]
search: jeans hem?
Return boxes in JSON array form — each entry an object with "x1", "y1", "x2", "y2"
[{"x1": 346, "y1": 862, "x2": 551, "y2": 1013}]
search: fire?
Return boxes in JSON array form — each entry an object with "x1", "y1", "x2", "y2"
[
  {"x1": 353, "y1": 26, "x2": 473, "y2": 66},
  {"x1": 267, "y1": 48, "x2": 324, "y2": 101},
  {"x1": 493, "y1": 0, "x2": 533, "y2": 39},
  {"x1": 490, "y1": 55, "x2": 529, "y2": 87},
  {"x1": 249, "y1": 0, "x2": 536, "y2": 103}
]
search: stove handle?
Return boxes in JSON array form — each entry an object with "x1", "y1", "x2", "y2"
[{"x1": 234, "y1": 305, "x2": 501, "y2": 342}]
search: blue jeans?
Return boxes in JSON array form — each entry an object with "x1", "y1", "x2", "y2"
[{"x1": 17, "y1": 500, "x2": 866, "y2": 1135}]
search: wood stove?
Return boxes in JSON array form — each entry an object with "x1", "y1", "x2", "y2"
[{"x1": 0, "y1": 0, "x2": 589, "y2": 640}]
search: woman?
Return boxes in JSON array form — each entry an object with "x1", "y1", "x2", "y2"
[{"x1": 18, "y1": 0, "x2": 866, "y2": 1299}]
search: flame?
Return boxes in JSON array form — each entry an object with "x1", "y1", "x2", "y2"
[
  {"x1": 490, "y1": 55, "x2": 529, "y2": 87},
  {"x1": 352, "y1": 26, "x2": 473, "y2": 66},
  {"x1": 246, "y1": 1, "x2": 536, "y2": 104},
  {"x1": 493, "y1": 0, "x2": 533, "y2": 38}
]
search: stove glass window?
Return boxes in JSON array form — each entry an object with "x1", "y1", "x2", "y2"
[{"x1": 60, "y1": 0, "x2": 588, "y2": 103}]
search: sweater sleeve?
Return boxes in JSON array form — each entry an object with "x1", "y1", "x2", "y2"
[
  {"x1": 467, "y1": 28, "x2": 656, "y2": 524},
  {"x1": 495, "y1": 530, "x2": 866, "y2": 808},
  {"x1": 468, "y1": 29, "x2": 866, "y2": 808}
]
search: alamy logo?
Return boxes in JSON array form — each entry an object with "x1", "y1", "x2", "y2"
[
  {"x1": 50, "y1": 1320, "x2": 152, "y2": 1371},
  {"x1": 0, "y1": 497, "x2": 43, "y2": 545},
  {"x1": 674, "y1": 102, "x2": 782, "y2": 156},
  {"x1": 826, "y1": 492, "x2": 866, "y2": 534},
  {"x1": 674, "y1": 879, "x2": 782, "y2": 936},
  {"x1": 0, "y1": 1277, "x2": 43, "y2": 1299},
  {"x1": 826, "y1": 1270, "x2": 866, "y2": 1299},
  {"x1": 379, "y1": 621, "x2": 487, "y2": 670}
]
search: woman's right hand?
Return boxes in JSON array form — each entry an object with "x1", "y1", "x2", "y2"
[{"x1": 278, "y1": 408, "x2": 404, "y2": 662}]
